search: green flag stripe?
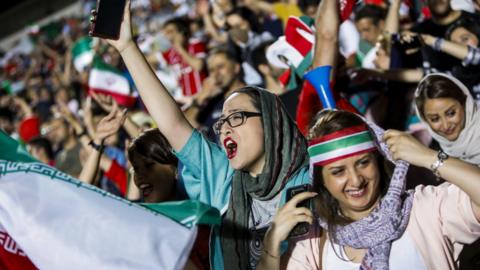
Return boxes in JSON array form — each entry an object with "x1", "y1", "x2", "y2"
[
  {"x1": 0, "y1": 130, "x2": 37, "y2": 162},
  {"x1": 141, "y1": 201, "x2": 221, "y2": 227},
  {"x1": 72, "y1": 37, "x2": 92, "y2": 57},
  {"x1": 308, "y1": 132, "x2": 372, "y2": 157},
  {"x1": 92, "y1": 58, "x2": 123, "y2": 75}
]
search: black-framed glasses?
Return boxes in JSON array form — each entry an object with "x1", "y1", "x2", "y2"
[{"x1": 212, "y1": 111, "x2": 262, "y2": 135}]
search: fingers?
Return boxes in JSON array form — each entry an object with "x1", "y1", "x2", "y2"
[
  {"x1": 383, "y1": 129, "x2": 403, "y2": 141},
  {"x1": 292, "y1": 207, "x2": 314, "y2": 220},
  {"x1": 285, "y1": 192, "x2": 317, "y2": 208},
  {"x1": 125, "y1": 0, "x2": 131, "y2": 19}
]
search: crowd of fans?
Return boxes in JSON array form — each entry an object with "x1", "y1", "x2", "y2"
[{"x1": 1, "y1": 0, "x2": 480, "y2": 269}]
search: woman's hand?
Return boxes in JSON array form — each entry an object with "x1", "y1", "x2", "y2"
[
  {"x1": 94, "y1": 103, "x2": 127, "y2": 143},
  {"x1": 264, "y1": 192, "x2": 317, "y2": 255},
  {"x1": 91, "y1": 92, "x2": 118, "y2": 113},
  {"x1": 90, "y1": 0, "x2": 134, "y2": 53},
  {"x1": 383, "y1": 129, "x2": 436, "y2": 168}
]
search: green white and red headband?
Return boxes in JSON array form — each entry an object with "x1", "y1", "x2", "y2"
[{"x1": 308, "y1": 124, "x2": 376, "y2": 175}]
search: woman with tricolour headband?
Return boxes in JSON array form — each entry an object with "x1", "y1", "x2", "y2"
[{"x1": 258, "y1": 109, "x2": 480, "y2": 270}]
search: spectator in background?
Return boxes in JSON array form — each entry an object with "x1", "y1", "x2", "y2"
[
  {"x1": 411, "y1": 0, "x2": 477, "y2": 74},
  {"x1": 250, "y1": 41, "x2": 286, "y2": 95},
  {"x1": 225, "y1": 6, "x2": 273, "y2": 85},
  {"x1": 42, "y1": 117, "x2": 82, "y2": 177},
  {"x1": 185, "y1": 48, "x2": 245, "y2": 142},
  {"x1": 27, "y1": 136, "x2": 55, "y2": 166},
  {"x1": 162, "y1": 17, "x2": 207, "y2": 97},
  {"x1": 354, "y1": 4, "x2": 387, "y2": 68},
  {"x1": 418, "y1": 17, "x2": 480, "y2": 104}
]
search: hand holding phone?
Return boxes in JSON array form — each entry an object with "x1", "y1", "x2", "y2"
[
  {"x1": 264, "y1": 187, "x2": 316, "y2": 250},
  {"x1": 285, "y1": 184, "x2": 314, "y2": 237},
  {"x1": 89, "y1": 0, "x2": 134, "y2": 54}
]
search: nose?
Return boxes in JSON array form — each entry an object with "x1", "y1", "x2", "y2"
[
  {"x1": 220, "y1": 123, "x2": 233, "y2": 136},
  {"x1": 348, "y1": 168, "x2": 364, "y2": 188},
  {"x1": 440, "y1": 118, "x2": 449, "y2": 131}
]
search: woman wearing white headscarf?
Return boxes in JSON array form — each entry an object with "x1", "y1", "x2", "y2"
[{"x1": 414, "y1": 72, "x2": 480, "y2": 165}]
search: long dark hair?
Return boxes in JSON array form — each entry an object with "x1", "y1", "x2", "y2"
[{"x1": 308, "y1": 110, "x2": 391, "y2": 228}]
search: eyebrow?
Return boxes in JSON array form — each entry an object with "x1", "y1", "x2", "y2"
[
  {"x1": 354, "y1": 155, "x2": 370, "y2": 165},
  {"x1": 425, "y1": 104, "x2": 456, "y2": 117},
  {"x1": 220, "y1": 109, "x2": 242, "y2": 118},
  {"x1": 328, "y1": 165, "x2": 344, "y2": 171}
]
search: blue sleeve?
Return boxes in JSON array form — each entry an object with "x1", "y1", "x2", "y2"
[
  {"x1": 304, "y1": 65, "x2": 336, "y2": 109},
  {"x1": 174, "y1": 130, "x2": 234, "y2": 211}
]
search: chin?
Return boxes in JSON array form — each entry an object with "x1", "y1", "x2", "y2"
[{"x1": 443, "y1": 131, "x2": 460, "y2": 141}]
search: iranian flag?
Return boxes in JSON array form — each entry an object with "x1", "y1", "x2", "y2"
[
  {"x1": 0, "y1": 130, "x2": 220, "y2": 270},
  {"x1": 88, "y1": 58, "x2": 137, "y2": 107},
  {"x1": 72, "y1": 37, "x2": 94, "y2": 72}
]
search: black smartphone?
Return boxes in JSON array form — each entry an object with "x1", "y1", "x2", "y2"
[
  {"x1": 286, "y1": 184, "x2": 312, "y2": 237},
  {"x1": 89, "y1": 0, "x2": 126, "y2": 40}
]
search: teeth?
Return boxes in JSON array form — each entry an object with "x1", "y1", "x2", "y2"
[{"x1": 347, "y1": 188, "x2": 364, "y2": 196}]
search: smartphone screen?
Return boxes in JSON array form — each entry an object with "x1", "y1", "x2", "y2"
[
  {"x1": 286, "y1": 184, "x2": 311, "y2": 237},
  {"x1": 90, "y1": 0, "x2": 126, "y2": 40}
]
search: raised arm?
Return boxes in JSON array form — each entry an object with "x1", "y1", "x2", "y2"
[
  {"x1": 78, "y1": 105, "x2": 127, "y2": 184},
  {"x1": 312, "y1": 0, "x2": 339, "y2": 68},
  {"x1": 384, "y1": 129, "x2": 480, "y2": 220},
  {"x1": 93, "y1": 0, "x2": 193, "y2": 151},
  {"x1": 384, "y1": 0, "x2": 401, "y2": 35}
]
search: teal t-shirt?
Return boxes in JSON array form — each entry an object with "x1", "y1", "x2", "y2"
[{"x1": 174, "y1": 130, "x2": 310, "y2": 270}]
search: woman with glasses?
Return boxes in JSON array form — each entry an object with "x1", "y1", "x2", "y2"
[{"x1": 92, "y1": 1, "x2": 311, "y2": 269}]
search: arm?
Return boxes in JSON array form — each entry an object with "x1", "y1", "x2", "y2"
[
  {"x1": 384, "y1": 130, "x2": 480, "y2": 220},
  {"x1": 421, "y1": 34, "x2": 471, "y2": 63},
  {"x1": 96, "y1": 0, "x2": 193, "y2": 151},
  {"x1": 351, "y1": 67, "x2": 424, "y2": 83},
  {"x1": 197, "y1": 0, "x2": 228, "y2": 44},
  {"x1": 312, "y1": 0, "x2": 339, "y2": 68},
  {"x1": 384, "y1": 0, "x2": 401, "y2": 35},
  {"x1": 257, "y1": 192, "x2": 317, "y2": 270},
  {"x1": 12, "y1": 96, "x2": 34, "y2": 119},
  {"x1": 78, "y1": 106, "x2": 127, "y2": 184}
]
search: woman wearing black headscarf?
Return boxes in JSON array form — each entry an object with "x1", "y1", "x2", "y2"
[{"x1": 93, "y1": 1, "x2": 311, "y2": 269}]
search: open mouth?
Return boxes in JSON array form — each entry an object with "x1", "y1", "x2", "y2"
[
  {"x1": 138, "y1": 183, "x2": 153, "y2": 198},
  {"x1": 223, "y1": 137, "x2": 238, "y2": 159},
  {"x1": 345, "y1": 183, "x2": 368, "y2": 198}
]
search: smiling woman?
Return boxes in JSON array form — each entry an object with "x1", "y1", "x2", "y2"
[
  {"x1": 259, "y1": 109, "x2": 480, "y2": 270},
  {"x1": 415, "y1": 73, "x2": 480, "y2": 164},
  {"x1": 127, "y1": 128, "x2": 178, "y2": 203}
]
